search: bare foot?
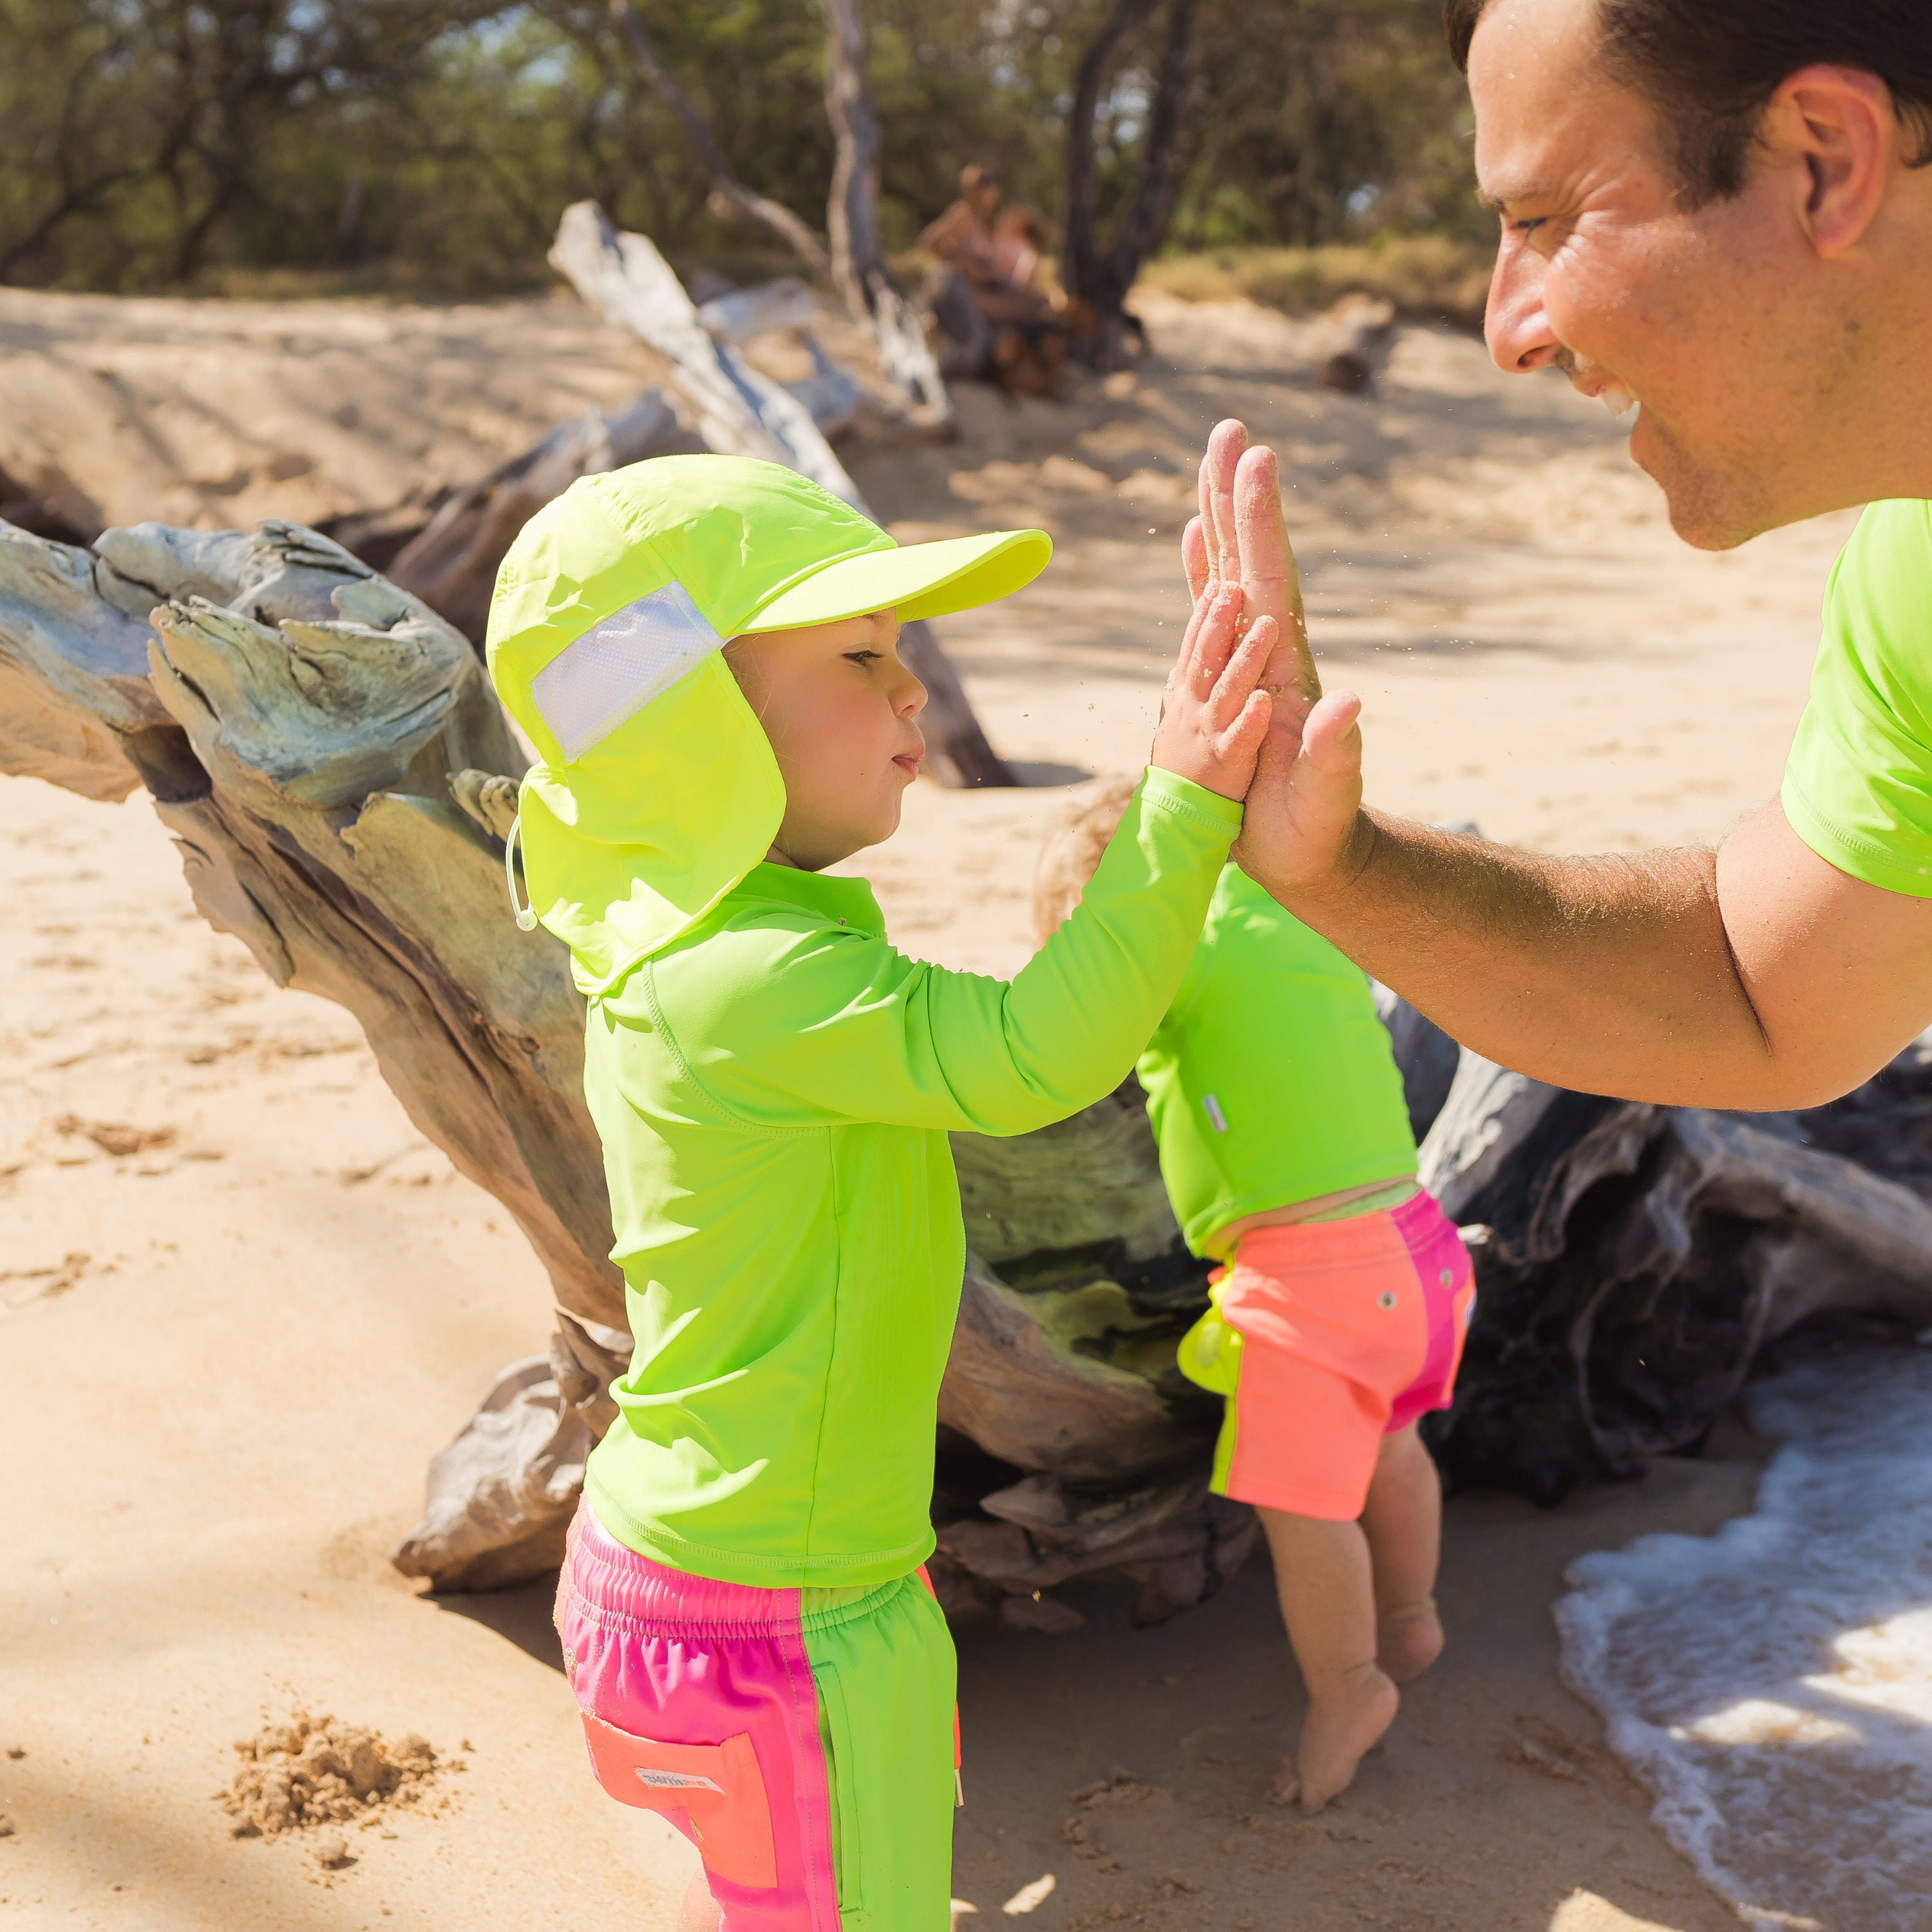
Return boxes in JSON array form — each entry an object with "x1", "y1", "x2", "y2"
[
  {"x1": 1274, "y1": 1662, "x2": 1398, "y2": 1813},
  {"x1": 1377, "y1": 1600, "x2": 1444, "y2": 1684}
]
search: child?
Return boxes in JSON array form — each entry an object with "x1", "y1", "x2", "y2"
[
  {"x1": 1034, "y1": 776, "x2": 1473, "y2": 1816},
  {"x1": 484, "y1": 454, "x2": 1274, "y2": 1930}
]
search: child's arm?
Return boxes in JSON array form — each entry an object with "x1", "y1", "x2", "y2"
[{"x1": 644, "y1": 588, "x2": 1274, "y2": 1137}]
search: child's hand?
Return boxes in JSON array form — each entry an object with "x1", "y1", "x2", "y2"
[{"x1": 1148, "y1": 573, "x2": 1275, "y2": 802}]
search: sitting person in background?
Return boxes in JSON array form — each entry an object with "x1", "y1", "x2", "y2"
[
  {"x1": 920, "y1": 162, "x2": 1007, "y2": 292},
  {"x1": 989, "y1": 198, "x2": 1053, "y2": 292},
  {"x1": 921, "y1": 164, "x2": 1072, "y2": 393},
  {"x1": 1033, "y1": 770, "x2": 1472, "y2": 1815}
]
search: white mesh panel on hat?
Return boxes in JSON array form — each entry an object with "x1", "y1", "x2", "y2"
[{"x1": 531, "y1": 582, "x2": 723, "y2": 762}]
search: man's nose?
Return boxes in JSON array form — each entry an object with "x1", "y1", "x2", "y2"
[{"x1": 1484, "y1": 234, "x2": 1564, "y2": 375}]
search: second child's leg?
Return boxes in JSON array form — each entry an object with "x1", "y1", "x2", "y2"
[
  {"x1": 1360, "y1": 1423, "x2": 1444, "y2": 1683},
  {"x1": 1258, "y1": 1506, "x2": 1398, "y2": 1814}
]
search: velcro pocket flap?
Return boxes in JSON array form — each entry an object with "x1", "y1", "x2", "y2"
[{"x1": 580, "y1": 1712, "x2": 777, "y2": 1888}]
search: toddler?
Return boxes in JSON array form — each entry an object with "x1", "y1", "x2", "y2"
[
  {"x1": 486, "y1": 454, "x2": 1274, "y2": 1928},
  {"x1": 1034, "y1": 775, "x2": 1472, "y2": 1815}
]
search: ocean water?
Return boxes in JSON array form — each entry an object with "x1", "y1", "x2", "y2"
[{"x1": 1555, "y1": 1345, "x2": 1932, "y2": 1932}]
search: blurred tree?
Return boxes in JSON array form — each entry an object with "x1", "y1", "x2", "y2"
[
  {"x1": 1061, "y1": 0, "x2": 1197, "y2": 368},
  {"x1": 0, "y1": 0, "x2": 1483, "y2": 296}
]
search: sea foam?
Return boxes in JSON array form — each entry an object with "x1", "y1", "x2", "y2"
[{"x1": 1555, "y1": 1344, "x2": 1932, "y2": 1932}]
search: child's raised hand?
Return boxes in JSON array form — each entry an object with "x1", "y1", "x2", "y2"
[{"x1": 1148, "y1": 571, "x2": 1275, "y2": 802}]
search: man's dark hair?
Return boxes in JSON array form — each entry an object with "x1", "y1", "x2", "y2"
[{"x1": 1443, "y1": 0, "x2": 1932, "y2": 205}]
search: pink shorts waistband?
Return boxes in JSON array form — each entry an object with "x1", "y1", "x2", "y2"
[
  {"x1": 1233, "y1": 1188, "x2": 1439, "y2": 1269},
  {"x1": 569, "y1": 1505, "x2": 813, "y2": 1635}
]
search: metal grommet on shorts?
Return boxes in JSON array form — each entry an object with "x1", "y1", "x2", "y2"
[
  {"x1": 1439, "y1": 1267, "x2": 1454, "y2": 1287},
  {"x1": 1378, "y1": 1290, "x2": 1398, "y2": 1311}
]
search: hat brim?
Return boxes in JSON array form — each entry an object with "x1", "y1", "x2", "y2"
[{"x1": 737, "y1": 528, "x2": 1051, "y2": 634}]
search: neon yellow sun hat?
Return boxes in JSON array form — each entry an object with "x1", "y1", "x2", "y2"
[{"x1": 486, "y1": 454, "x2": 1050, "y2": 993}]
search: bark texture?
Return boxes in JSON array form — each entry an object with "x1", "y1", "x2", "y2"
[{"x1": 10, "y1": 516, "x2": 1932, "y2": 1624}]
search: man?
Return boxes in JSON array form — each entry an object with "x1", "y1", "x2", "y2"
[{"x1": 1209, "y1": 0, "x2": 1932, "y2": 1111}]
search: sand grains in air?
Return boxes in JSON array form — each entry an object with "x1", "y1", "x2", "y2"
[{"x1": 221, "y1": 1712, "x2": 447, "y2": 1838}]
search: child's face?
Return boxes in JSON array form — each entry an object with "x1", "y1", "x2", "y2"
[{"x1": 725, "y1": 609, "x2": 927, "y2": 871}]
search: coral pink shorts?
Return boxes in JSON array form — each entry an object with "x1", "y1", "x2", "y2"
[{"x1": 1179, "y1": 1191, "x2": 1475, "y2": 1522}]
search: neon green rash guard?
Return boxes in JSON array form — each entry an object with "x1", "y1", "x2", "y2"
[
  {"x1": 1135, "y1": 864, "x2": 1418, "y2": 1258},
  {"x1": 580, "y1": 768, "x2": 1243, "y2": 1589},
  {"x1": 1783, "y1": 500, "x2": 1932, "y2": 898}
]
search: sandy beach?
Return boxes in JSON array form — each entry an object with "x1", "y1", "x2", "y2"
[{"x1": 0, "y1": 278, "x2": 1862, "y2": 1931}]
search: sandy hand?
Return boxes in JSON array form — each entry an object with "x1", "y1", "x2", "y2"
[
  {"x1": 1184, "y1": 419, "x2": 1367, "y2": 896},
  {"x1": 1148, "y1": 562, "x2": 1275, "y2": 802}
]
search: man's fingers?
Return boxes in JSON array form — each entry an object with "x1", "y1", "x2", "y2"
[
  {"x1": 1181, "y1": 516, "x2": 1209, "y2": 603},
  {"x1": 1232, "y1": 442, "x2": 1319, "y2": 708},
  {"x1": 1197, "y1": 419, "x2": 1247, "y2": 593}
]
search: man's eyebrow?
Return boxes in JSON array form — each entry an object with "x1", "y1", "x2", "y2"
[{"x1": 1477, "y1": 179, "x2": 1552, "y2": 214}]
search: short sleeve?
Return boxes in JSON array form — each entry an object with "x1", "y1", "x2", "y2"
[{"x1": 1782, "y1": 500, "x2": 1932, "y2": 898}]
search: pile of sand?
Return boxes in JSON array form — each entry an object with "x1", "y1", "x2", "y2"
[{"x1": 222, "y1": 1714, "x2": 443, "y2": 1837}]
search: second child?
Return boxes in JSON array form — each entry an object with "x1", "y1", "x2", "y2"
[{"x1": 1034, "y1": 780, "x2": 1473, "y2": 1815}]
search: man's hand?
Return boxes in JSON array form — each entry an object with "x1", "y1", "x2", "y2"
[
  {"x1": 1148, "y1": 563, "x2": 1274, "y2": 803},
  {"x1": 1182, "y1": 419, "x2": 1368, "y2": 896}
]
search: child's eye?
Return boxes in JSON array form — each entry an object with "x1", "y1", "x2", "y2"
[{"x1": 844, "y1": 650, "x2": 882, "y2": 668}]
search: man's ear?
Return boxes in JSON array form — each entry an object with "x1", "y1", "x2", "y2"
[{"x1": 1765, "y1": 63, "x2": 1897, "y2": 258}]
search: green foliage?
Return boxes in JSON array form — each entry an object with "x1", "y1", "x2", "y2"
[{"x1": 0, "y1": 0, "x2": 1488, "y2": 297}]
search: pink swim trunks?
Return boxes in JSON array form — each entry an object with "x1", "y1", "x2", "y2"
[
  {"x1": 1179, "y1": 1190, "x2": 1475, "y2": 1521},
  {"x1": 554, "y1": 1501, "x2": 959, "y2": 1929}
]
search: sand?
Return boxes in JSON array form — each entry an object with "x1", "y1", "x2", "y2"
[{"x1": 0, "y1": 277, "x2": 1862, "y2": 1931}]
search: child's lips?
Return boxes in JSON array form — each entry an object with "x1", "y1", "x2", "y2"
[{"x1": 893, "y1": 750, "x2": 923, "y2": 779}]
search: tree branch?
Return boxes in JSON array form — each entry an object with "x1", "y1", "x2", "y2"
[{"x1": 607, "y1": 0, "x2": 831, "y2": 279}]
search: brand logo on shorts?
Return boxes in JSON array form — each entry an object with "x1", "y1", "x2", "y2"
[
  {"x1": 634, "y1": 1768, "x2": 726, "y2": 1794},
  {"x1": 1202, "y1": 1093, "x2": 1229, "y2": 1134}
]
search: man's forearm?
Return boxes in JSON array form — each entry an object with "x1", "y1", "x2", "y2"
[{"x1": 1274, "y1": 810, "x2": 1779, "y2": 1106}]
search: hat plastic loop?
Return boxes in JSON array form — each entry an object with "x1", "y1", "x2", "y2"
[{"x1": 504, "y1": 811, "x2": 538, "y2": 933}]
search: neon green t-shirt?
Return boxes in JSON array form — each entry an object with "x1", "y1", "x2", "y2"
[
  {"x1": 1135, "y1": 864, "x2": 1418, "y2": 1258},
  {"x1": 580, "y1": 770, "x2": 1243, "y2": 1589},
  {"x1": 1782, "y1": 500, "x2": 1932, "y2": 897}
]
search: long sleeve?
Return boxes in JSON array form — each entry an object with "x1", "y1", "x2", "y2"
[{"x1": 641, "y1": 768, "x2": 1241, "y2": 1137}]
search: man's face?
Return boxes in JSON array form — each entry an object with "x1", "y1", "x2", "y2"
[{"x1": 1470, "y1": 0, "x2": 1850, "y2": 549}]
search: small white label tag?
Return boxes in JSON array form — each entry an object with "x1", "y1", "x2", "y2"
[
  {"x1": 1202, "y1": 1093, "x2": 1229, "y2": 1134},
  {"x1": 633, "y1": 1767, "x2": 725, "y2": 1794}
]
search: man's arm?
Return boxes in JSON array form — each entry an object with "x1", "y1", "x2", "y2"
[{"x1": 1193, "y1": 419, "x2": 1932, "y2": 1110}]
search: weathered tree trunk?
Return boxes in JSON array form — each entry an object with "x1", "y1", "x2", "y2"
[
  {"x1": 14, "y1": 522, "x2": 1932, "y2": 1624},
  {"x1": 607, "y1": 0, "x2": 833, "y2": 279},
  {"x1": 1061, "y1": 0, "x2": 1198, "y2": 371},
  {"x1": 819, "y1": 0, "x2": 953, "y2": 431},
  {"x1": 381, "y1": 392, "x2": 692, "y2": 646},
  {"x1": 549, "y1": 200, "x2": 1013, "y2": 788}
]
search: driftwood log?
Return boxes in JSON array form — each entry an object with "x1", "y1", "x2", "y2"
[
  {"x1": 11, "y1": 521, "x2": 1932, "y2": 1625},
  {"x1": 549, "y1": 200, "x2": 1012, "y2": 788}
]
